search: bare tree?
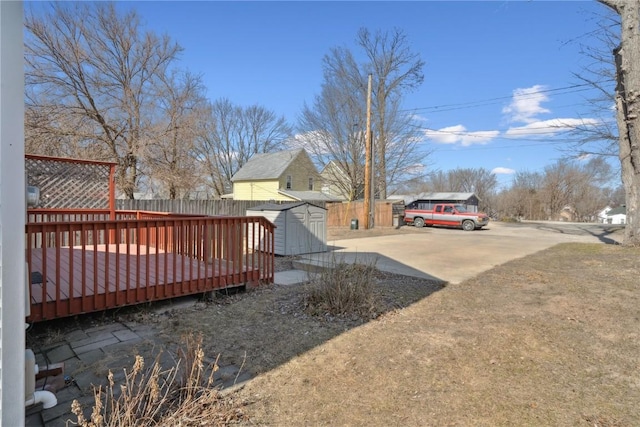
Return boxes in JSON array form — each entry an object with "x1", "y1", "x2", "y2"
[
  {"x1": 359, "y1": 28, "x2": 425, "y2": 199},
  {"x1": 604, "y1": 184, "x2": 626, "y2": 206},
  {"x1": 496, "y1": 171, "x2": 544, "y2": 220},
  {"x1": 494, "y1": 160, "x2": 612, "y2": 222},
  {"x1": 567, "y1": 6, "x2": 620, "y2": 159},
  {"x1": 298, "y1": 46, "x2": 368, "y2": 201},
  {"x1": 597, "y1": 0, "x2": 640, "y2": 245},
  {"x1": 538, "y1": 159, "x2": 612, "y2": 221},
  {"x1": 421, "y1": 168, "x2": 498, "y2": 213},
  {"x1": 299, "y1": 28, "x2": 427, "y2": 200},
  {"x1": 145, "y1": 70, "x2": 207, "y2": 199},
  {"x1": 25, "y1": 3, "x2": 182, "y2": 198},
  {"x1": 195, "y1": 98, "x2": 292, "y2": 197}
]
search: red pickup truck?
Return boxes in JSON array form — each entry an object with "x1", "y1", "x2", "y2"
[{"x1": 403, "y1": 203, "x2": 489, "y2": 231}]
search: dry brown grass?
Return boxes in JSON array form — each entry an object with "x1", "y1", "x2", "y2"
[
  {"x1": 228, "y1": 243, "x2": 640, "y2": 426},
  {"x1": 64, "y1": 238, "x2": 639, "y2": 426},
  {"x1": 304, "y1": 260, "x2": 380, "y2": 319},
  {"x1": 70, "y1": 334, "x2": 248, "y2": 426}
]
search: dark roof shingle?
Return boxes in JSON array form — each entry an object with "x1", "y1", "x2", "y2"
[{"x1": 231, "y1": 149, "x2": 304, "y2": 181}]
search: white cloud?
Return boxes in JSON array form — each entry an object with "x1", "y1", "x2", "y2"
[
  {"x1": 424, "y1": 125, "x2": 499, "y2": 146},
  {"x1": 491, "y1": 167, "x2": 515, "y2": 175},
  {"x1": 459, "y1": 130, "x2": 500, "y2": 146},
  {"x1": 502, "y1": 85, "x2": 550, "y2": 124},
  {"x1": 410, "y1": 113, "x2": 429, "y2": 122},
  {"x1": 504, "y1": 117, "x2": 600, "y2": 138},
  {"x1": 423, "y1": 125, "x2": 464, "y2": 144}
]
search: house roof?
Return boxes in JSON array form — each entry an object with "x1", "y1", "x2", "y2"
[
  {"x1": 417, "y1": 192, "x2": 477, "y2": 200},
  {"x1": 607, "y1": 206, "x2": 626, "y2": 216},
  {"x1": 393, "y1": 192, "x2": 479, "y2": 205},
  {"x1": 598, "y1": 206, "x2": 613, "y2": 217},
  {"x1": 278, "y1": 189, "x2": 340, "y2": 201},
  {"x1": 231, "y1": 149, "x2": 306, "y2": 182}
]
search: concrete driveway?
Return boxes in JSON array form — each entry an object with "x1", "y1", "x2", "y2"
[{"x1": 297, "y1": 221, "x2": 623, "y2": 284}]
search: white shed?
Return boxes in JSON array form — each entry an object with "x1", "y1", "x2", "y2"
[{"x1": 247, "y1": 202, "x2": 327, "y2": 256}]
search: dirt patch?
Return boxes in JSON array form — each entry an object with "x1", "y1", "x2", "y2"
[{"x1": 152, "y1": 267, "x2": 444, "y2": 377}]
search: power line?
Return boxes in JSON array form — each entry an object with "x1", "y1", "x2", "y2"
[
  {"x1": 402, "y1": 81, "x2": 613, "y2": 115},
  {"x1": 431, "y1": 138, "x2": 579, "y2": 152},
  {"x1": 420, "y1": 124, "x2": 598, "y2": 140}
]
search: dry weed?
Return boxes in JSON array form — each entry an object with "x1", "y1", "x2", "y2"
[
  {"x1": 304, "y1": 259, "x2": 380, "y2": 320},
  {"x1": 69, "y1": 333, "x2": 247, "y2": 427}
]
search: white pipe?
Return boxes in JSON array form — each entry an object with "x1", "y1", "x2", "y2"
[{"x1": 25, "y1": 390, "x2": 57, "y2": 409}]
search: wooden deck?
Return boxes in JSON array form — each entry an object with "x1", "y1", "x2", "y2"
[
  {"x1": 30, "y1": 243, "x2": 255, "y2": 301},
  {"x1": 26, "y1": 213, "x2": 275, "y2": 322}
]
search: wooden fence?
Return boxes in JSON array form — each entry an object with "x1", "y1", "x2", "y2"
[
  {"x1": 116, "y1": 199, "x2": 327, "y2": 217},
  {"x1": 325, "y1": 200, "x2": 401, "y2": 227},
  {"x1": 117, "y1": 199, "x2": 405, "y2": 227}
]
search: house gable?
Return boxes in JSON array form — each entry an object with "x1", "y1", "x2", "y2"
[
  {"x1": 320, "y1": 160, "x2": 361, "y2": 201},
  {"x1": 231, "y1": 149, "x2": 324, "y2": 201},
  {"x1": 279, "y1": 150, "x2": 321, "y2": 192}
]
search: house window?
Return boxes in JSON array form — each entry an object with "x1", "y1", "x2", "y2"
[
  {"x1": 286, "y1": 175, "x2": 292, "y2": 190},
  {"x1": 308, "y1": 177, "x2": 314, "y2": 191}
]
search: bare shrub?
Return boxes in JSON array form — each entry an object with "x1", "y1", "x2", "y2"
[
  {"x1": 304, "y1": 259, "x2": 380, "y2": 320},
  {"x1": 70, "y1": 333, "x2": 247, "y2": 426}
]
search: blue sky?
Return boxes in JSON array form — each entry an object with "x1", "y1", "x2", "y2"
[{"x1": 82, "y1": 1, "x2": 619, "y2": 189}]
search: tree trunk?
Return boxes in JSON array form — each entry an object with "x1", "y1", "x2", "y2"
[{"x1": 601, "y1": 0, "x2": 640, "y2": 245}]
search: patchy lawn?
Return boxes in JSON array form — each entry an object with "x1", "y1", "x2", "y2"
[
  {"x1": 206, "y1": 242, "x2": 638, "y2": 426},
  {"x1": 32, "y1": 237, "x2": 639, "y2": 426}
]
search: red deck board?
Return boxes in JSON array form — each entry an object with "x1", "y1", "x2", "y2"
[{"x1": 29, "y1": 244, "x2": 250, "y2": 305}]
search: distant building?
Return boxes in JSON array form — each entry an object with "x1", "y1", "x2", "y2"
[
  {"x1": 319, "y1": 160, "x2": 363, "y2": 201},
  {"x1": 597, "y1": 206, "x2": 612, "y2": 223},
  {"x1": 394, "y1": 192, "x2": 481, "y2": 212},
  {"x1": 604, "y1": 205, "x2": 626, "y2": 225},
  {"x1": 231, "y1": 149, "x2": 338, "y2": 202}
]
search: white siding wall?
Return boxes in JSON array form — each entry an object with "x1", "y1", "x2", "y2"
[
  {"x1": 233, "y1": 181, "x2": 296, "y2": 201},
  {"x1": 0, "y1": 1, "x2": 27, "y2": 423},
  {"x1": 607, "y1": 214, "x2": 626, "y2": 225}
]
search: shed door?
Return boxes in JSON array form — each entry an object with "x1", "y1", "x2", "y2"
[
  {"x1": 284, "y1": 208, "x2": 327, "y2": 255},
  {"x1": 307, "y1": 209, "x2": 326, "y2": 252},
  {"x1": 288, "y1": 210, "x2": 308, "y2": 255}
]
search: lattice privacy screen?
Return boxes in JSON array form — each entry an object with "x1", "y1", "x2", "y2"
[{"x1": 26, "y1": 156, "x2": 114, "y2": 209}]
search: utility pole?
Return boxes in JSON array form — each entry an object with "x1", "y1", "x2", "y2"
[{"x1": 364, "y1": 74, "x2": 373, "y2": 229}]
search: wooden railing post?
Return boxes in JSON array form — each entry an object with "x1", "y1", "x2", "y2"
[{"x1": 26, "y1": 210, "x2": 276, "y2": 322}]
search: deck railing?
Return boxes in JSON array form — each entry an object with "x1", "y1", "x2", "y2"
[{"x1": 26, "y1": 210, "x2": 275, "y2": 322}]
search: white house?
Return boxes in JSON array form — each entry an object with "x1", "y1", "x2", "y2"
[
  {"x1": 605, "y1": 206, "x2": 626, "y2": 225},
  {"x1": 597, "y1": 206, "x2": 612, "y2": 223}
]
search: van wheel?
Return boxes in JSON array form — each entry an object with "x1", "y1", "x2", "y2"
[
  {"x1": 414, "y1": 218, "x2": 425, "y2": 228},
  {"x1": 462, "y1": 220, "x2": 475, "y2": 231}
]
